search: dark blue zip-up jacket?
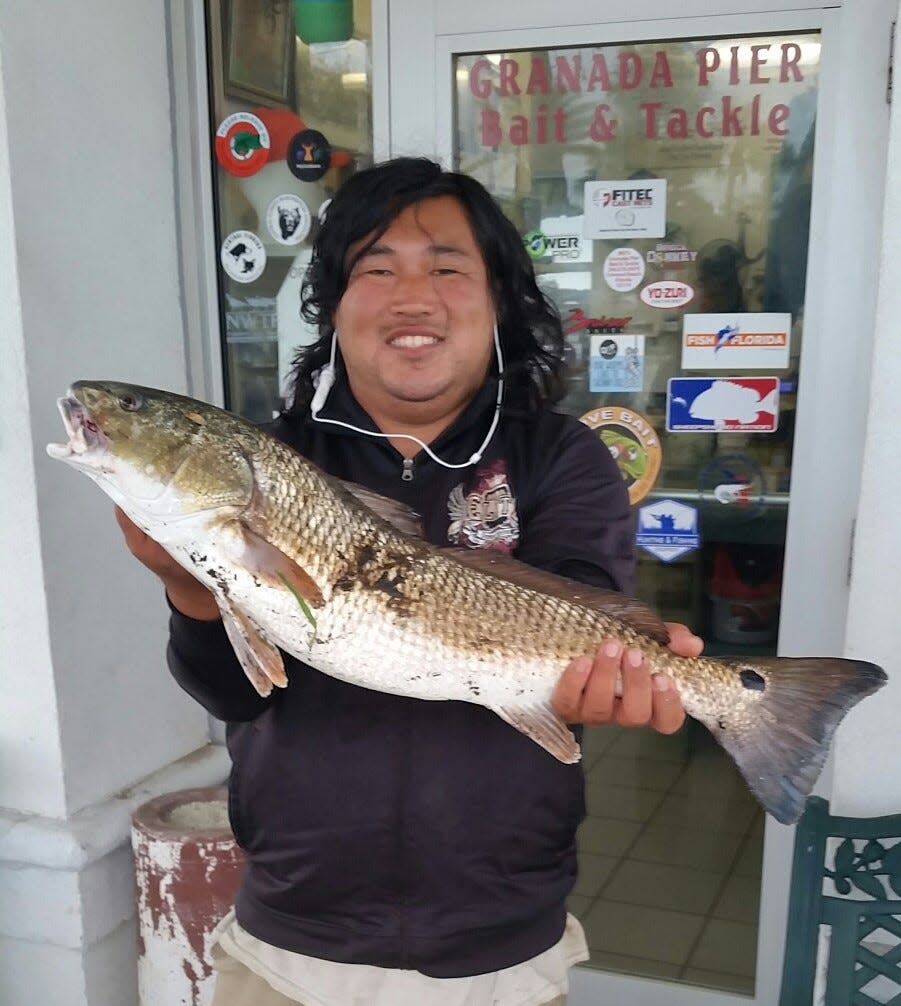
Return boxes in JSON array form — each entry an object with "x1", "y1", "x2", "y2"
[{"x1": 166, "y1": 380, "x2": 634, "y2": 978}]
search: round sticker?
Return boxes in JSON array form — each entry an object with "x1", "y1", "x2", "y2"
[
  {"x1": 579, "y1": 405, "x2": 662, "y2": 505},
  {"x1": 603, "y1": 247, "x2": 645, "y2": 293},
  {"x1": 266, "y1": 194, "x2": 312, "y2": 246},
  {"x1": 287, "y1": 129, "x2": 332, "y2": 182},
  {"x1": 640, "y1": 280, "x2": 695, "y2": 310},
  {"x1": 214, "y1": 113, "x2": 270, "y2": 177},
  {"x1": 697, "y1": 454, "x2": 767, "y2": 521},
  {"x1": 524, "y1": 230, "x2": 547, "y2": 259},
  {"x1": 220, "y1": 230, "x2": 266, "y2": 283}
]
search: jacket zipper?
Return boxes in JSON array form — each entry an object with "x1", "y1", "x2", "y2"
[{"x1": 401, "y1": 458, "x2": 414, "y2": 482}]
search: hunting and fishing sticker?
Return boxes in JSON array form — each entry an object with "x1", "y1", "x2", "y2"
[
  {"x1": 579, "y1": 405, "x2": 662, "y2": 504},
  {"x1": 589, "y1": 334, "x2": 645, "y2": 392},
  {"x1": 214, "y1": 113, "x2": 271, "y2": 177},
  {"x1": 666, "y1": 377, "x2": 779, "y2": 432},
  {"x1": 681, "y1": 313, "x2": 792, "y2": 370},
  {"x1": 266, "y1": 194, "x2": 312, "y2": 246},
  {"x1": 583, "y1": 179, "x2": 667, "y2": 239},
  {"x1": 220, "y1": 230, "x2": 266, "y2": 283},
  {"x1": 603, "y1": 247, "x2": 646, "y2": 292},
  {"x1": 635, "y1": 499, "x2": 700, "y2": 562}
]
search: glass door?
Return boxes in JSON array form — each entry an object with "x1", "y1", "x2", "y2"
[
  {"x1": 388, "y1": 1, "x2": 894, "y2": 1002},
  {"x1": 453, "y1": 29, "x2": 814, "y2": 1001}
]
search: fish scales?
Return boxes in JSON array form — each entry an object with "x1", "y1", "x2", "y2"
[{"x1": 47, "y1": 381, "x2": 888, "y2": 824}]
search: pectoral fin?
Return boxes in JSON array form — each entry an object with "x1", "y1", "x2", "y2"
[
  {"x1": 216, "y1": 592, "x2": 288, "y2": 696},
  {"x1": 238, "y1": 523, "x2": 324, "y2": 607},
  {"x1": 489, "y1": 701, "x2": 581, "y2": 764}
]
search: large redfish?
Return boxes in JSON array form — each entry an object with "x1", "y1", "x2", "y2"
[{"x1": 47, "y1": 381, "x2": 886, "y2": 824}]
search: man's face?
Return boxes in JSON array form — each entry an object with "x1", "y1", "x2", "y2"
[{"x1": 333, "y1": 196, "x2": 495, "y2": 422}]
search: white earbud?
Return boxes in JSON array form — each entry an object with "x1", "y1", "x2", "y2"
[
  {"x1": 310, "y1": 324, "x2": 505, "y2": 471},
  {"x1": 310, "y1": 365, "x2": 336, "y2": 417}
]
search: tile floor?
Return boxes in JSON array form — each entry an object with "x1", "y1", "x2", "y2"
[{"x1": 567, "y1": 718, "x2": 764, "y2": 996}]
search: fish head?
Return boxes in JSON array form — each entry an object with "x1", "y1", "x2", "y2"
[{"x1": 46, "y1": 380, "x2": 254, "y2": 524}]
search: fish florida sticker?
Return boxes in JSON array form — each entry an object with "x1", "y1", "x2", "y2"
[
  {"x1": 667, "y1": 377, "x2": 779, "y2": 432},
  {"x1": 681, "y1": 313, "x2": 791, "y2": 369}
]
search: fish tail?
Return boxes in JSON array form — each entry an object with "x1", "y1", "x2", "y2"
[{"x1": 705, "y1": 657, "x2": 886, "y2": 824}]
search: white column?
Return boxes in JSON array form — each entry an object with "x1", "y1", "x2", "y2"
[
  {"x1": 833, "y1": 0, "x2": 901, "y2": 815},
  {"x1": 0, "y1": 5, "x2": 227, "y2": 1004}
]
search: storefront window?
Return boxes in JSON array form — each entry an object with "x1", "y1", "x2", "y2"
[
  {"x1": 455, "y1": 32, "x2": 819, "y2": 994},
  {"x1": 205, "y1": 0, "x2": 374, "y2": 421}
]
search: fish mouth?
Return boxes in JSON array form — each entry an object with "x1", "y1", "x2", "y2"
[{"x1": 46, "y1": 393, "x2": 110, "y2": 464}]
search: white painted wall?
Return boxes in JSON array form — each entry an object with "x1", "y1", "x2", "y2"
[
  {"x1": 0, "y1": 3, "x2": 225, "y2": 1003},
  {"x1": 0, "y1": 2, "x2": 210, "y2": 821},
  {"x1": 833, "y1": 0, "x2": 901, "y2": 815}
]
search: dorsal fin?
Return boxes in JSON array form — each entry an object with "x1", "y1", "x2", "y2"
[
  {"x1": 443, "y1": 547, "x2": 671, "y2": 645},
  {"x1": 338, "y1": 478, "x2": 424, "y2": 537}
]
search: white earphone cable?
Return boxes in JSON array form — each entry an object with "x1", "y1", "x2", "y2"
[{"x1": 310, "y1": 324, "x2": 504, "y2": 468}]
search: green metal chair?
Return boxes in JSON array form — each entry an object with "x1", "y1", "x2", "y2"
[{"x1": 779, "y1": 796, "x2": 901, "y2": 1005}]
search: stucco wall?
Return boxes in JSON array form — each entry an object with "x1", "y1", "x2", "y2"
[
  {"x1": 0, "y1": 3, "x2": 210, "y2": 821},
  {"x1": 833, "y1": 0, "x2": 901, "y2": 814}
]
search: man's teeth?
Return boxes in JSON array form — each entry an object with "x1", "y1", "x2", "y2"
[{"x1": 391, "y1": 335, "x2": 439, "y2": 348}]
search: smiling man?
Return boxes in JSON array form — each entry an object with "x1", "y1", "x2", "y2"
[{"x1": 116, "y1": 157, "x2": 700, "y2": 1006}]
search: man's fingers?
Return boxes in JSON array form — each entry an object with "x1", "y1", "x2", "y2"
[
  {"x1": 578, "y1": 640, "x2": 620, "y2": 723},
  {"x1": 649, "y1": 674, "x2": 686, "y2": 734},
  {"x1": 551, "y1": 656, "x2": 592, "y2": 723},
  {"x1": 615, "y1": 648, "x2": 653, "y2": 726},
  {"x1": 663, "y1": 621, "x2": 704, "y2": 658}
]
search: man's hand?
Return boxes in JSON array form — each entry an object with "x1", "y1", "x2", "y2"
[
  {"x1": 113, "y1": 506, "x2": 220, "y2": 620},
  {"x1": 552, "y1": 622, "x2": 701, "y2": 734}
]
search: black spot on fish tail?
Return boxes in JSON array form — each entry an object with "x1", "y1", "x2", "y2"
[
  {"x1": 704, "y1": 657, "x2": 887, "y2": 824},
  {"x1": 739, "y1": 667, "x2": 766, "y2": 692}
]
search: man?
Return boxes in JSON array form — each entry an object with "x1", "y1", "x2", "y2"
[{"x1": 117, "y1": 157, "x2": 700, "y2": 1006}]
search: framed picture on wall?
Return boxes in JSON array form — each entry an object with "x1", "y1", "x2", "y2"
[{"x1": 225, "y1": 0, "x2": 294, "y2": 106}]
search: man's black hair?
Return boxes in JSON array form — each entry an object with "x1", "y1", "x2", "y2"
[{"x1": 285, "y1": 157, "x2": 567, "y2": 414}]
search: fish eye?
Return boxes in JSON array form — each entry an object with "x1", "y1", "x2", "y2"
[{"x1": 118, "y1": 392, "x2": 143, "y2": 412}]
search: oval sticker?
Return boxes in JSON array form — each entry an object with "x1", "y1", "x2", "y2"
[{"x1": 639, "y1": 280, "x2": 695, "y2": 310}]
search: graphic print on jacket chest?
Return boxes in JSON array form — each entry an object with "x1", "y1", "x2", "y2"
[{"x1": 447, "y1": 461, "x2": 520, "y2": 553}]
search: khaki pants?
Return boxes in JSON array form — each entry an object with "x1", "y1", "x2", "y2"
[{"x1": 211, "y1": 952, "x2": 567, "y2": 1006}]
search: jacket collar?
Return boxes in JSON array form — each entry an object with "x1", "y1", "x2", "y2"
[{"x1": 304, "y1": 376, "x2": 502, "y2": 465}]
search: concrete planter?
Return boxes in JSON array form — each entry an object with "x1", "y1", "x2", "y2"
[{"x1": 132, "y1": 786, "x2": 245, "y2": 1006}]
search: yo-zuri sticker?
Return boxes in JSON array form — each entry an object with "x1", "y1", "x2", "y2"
[
  {"x1": 266, "y1": 194, "x2": 312, "y2": 245},
  {"x1": 220, "y1": 230, "x2": 266, "y2": 283},
  {"x1": 640, "y1": 280, "x2": 694, "y2": 310},
  {"x1": 287, "y1": 129, "x2": 331, "y2": 182},
  {"x1": 636, "y1": 499, "x2": 700, "y2": 563},
  {"x1": 579, "y1": 405, "x2": 662, "y2": 505},
  {"x1": 214, "y1": 113, "x2": 270, "y2": 177}
]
